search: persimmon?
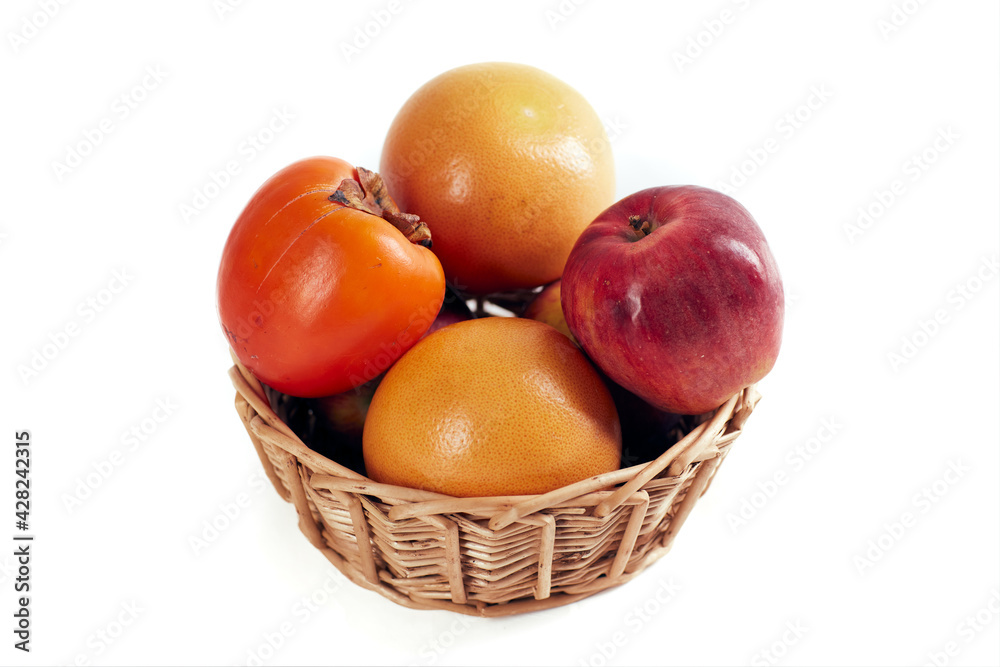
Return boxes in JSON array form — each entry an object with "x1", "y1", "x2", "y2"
[{"x1": 217, "y1": 156, "x2": 445, "y2": 398}]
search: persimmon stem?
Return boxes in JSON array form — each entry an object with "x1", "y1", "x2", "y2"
[{"x1": 329, "y1": 168, "x2": 432, "y2": 247}]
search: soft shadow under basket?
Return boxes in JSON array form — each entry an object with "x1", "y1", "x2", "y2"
[{"x1": 228, "y1": 354, "x2": 760, "y2": 617}]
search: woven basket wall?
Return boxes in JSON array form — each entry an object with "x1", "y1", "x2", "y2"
[{"x1": 228, "y1": 359, "x2": 760, "y2": 617}]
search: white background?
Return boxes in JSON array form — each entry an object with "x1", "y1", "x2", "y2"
[{"x1": 2, "y1": 1, "x2": 998, "y2": 665}]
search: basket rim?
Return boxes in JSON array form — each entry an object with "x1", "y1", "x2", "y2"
[{"x1": 229, "y1": 353, "x2": 760, "y2": 521}]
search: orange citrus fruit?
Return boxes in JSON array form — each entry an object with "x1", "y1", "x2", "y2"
[
  {"x1": 379, "y1": 62, "x2": 616, "y2": 295},
  {"x1": 362, "y1": 317, "x2": 621, "y2": 497}
]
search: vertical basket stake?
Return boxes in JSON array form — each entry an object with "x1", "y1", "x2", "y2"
[
  {"x1": 535, "y1": 515, "x2": 556, "y2": 600},
  {"x1": 331, "y1": 490, "x2": 380, "y2": 587},
  {"x1": 442, "y1": 518, "x2": 468, "y2": 606},
  {"x1": 282, "y1": 452, "x2": 325, "y2": 550},
  {"x1": 422, "y1": 514, "x2": 468, "y2": 605},
  {"x1": 608, "y1": 491, "x2": 649, "y2": 579}
]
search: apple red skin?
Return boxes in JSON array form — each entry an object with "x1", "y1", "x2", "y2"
[{"x1": 561, "y1": 185, "x2": 784, "y2": 415}]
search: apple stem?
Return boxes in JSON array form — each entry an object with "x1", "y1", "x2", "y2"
[
  {"x1": 628, "y1": 215, "x2": 653, "y2": 237},
  {"x1": 329, "y1": 167, "x2": 433, "y2": 248}
]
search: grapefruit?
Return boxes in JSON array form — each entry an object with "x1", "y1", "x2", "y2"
[
  {"x1": 380, "y1": 62, "x2": 616, "y2": 295},
  {"x1": 362, "y1": 317, "x2": 621, "y2": 497}
]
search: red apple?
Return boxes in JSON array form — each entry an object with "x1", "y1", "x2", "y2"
[{"x1": 561, "y1": 186, "x2": 783, "y2": 415}]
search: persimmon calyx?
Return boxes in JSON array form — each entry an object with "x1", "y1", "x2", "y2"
[{"x1": 330, "y1": 167, "x2": 433, "y2": 248}]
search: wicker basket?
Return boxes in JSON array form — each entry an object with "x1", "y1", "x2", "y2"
[{"x1": 228, "y1": 356, "x2": 760, "y2": 617}]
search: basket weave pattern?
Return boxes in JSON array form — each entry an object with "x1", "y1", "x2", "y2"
[{"x1": 230, "y1": 360, "x2": 759, "y2": 616}]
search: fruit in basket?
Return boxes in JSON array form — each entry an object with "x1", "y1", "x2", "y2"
[
  {"x1": 606, "y1": 381, "x2": 684, "y2": 466},
  {"x1": 313, "y1": 294, "x2": 473, "y2": 438},
  {"x1": 523, "y1": 280, "x2": 577, "y2": 344},
  {"x1": 363, "y1": 317, "x2": 621, "y2": 497},
  {"x1": 521, "y1": 281, "x2": 683, "y2": 463},
  {"x1": 561, "y1": 186, "x2": 784, "y2": 415},
  {"x1": 313, "y1": 376, "x2": 381, "y2": 441},
  {"x1": 217, "y1": 156, "x2": 445, "y2": 398},
  {"x1": 422, "y1": 288, "x2": 476, "y2": 336},
  {"x1": 379, "y1": 62, "x2": 616, "y2": 295}
]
